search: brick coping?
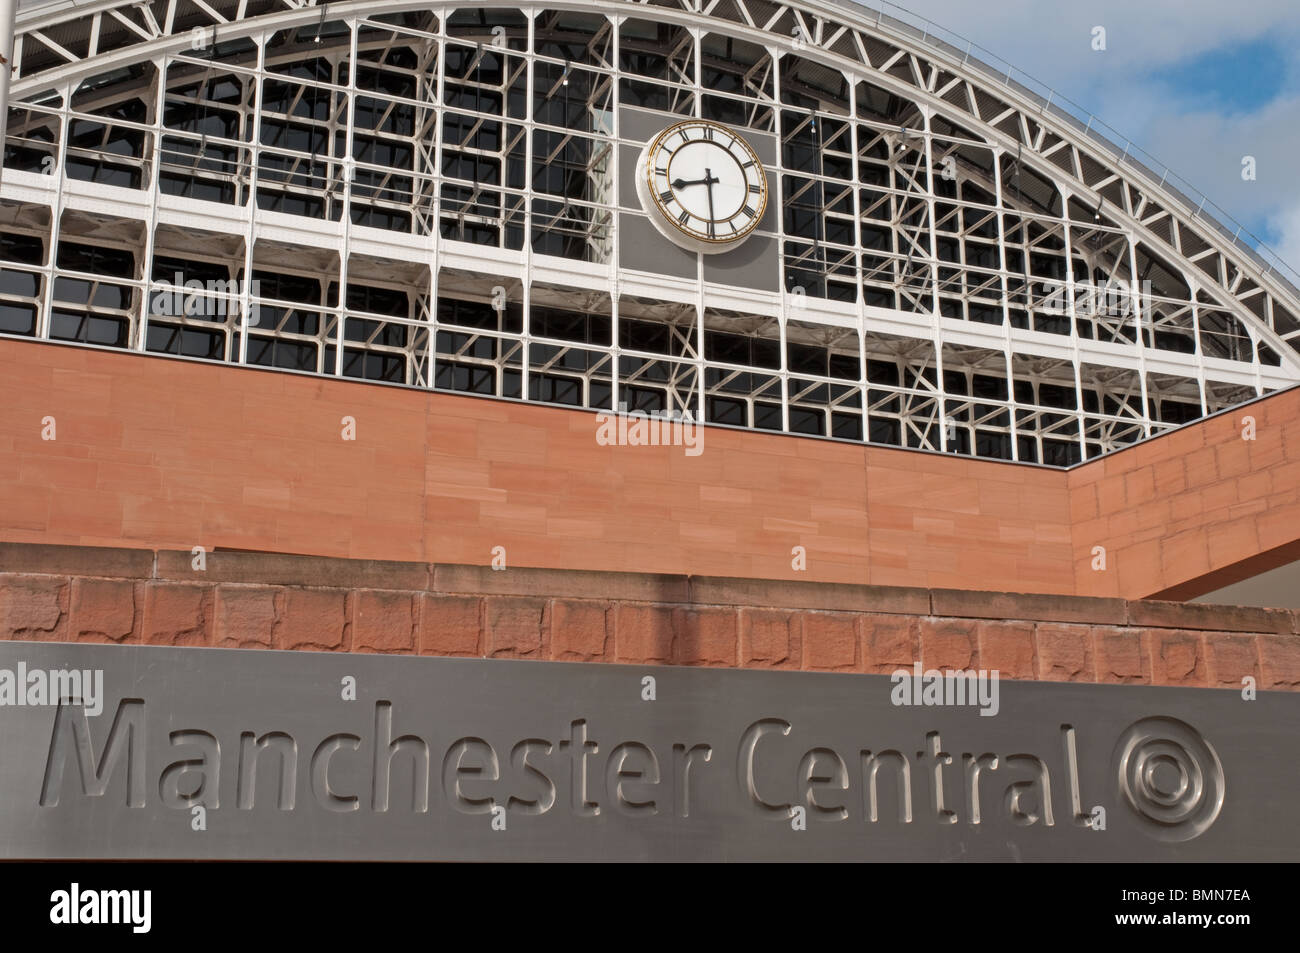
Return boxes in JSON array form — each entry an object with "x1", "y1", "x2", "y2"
[
  {"x1": 1, "y1": 542, "x2": 1296, "y2": 635},
  {"x1": 1, "y1": 541, "x2": 1298, "y2": 690}
]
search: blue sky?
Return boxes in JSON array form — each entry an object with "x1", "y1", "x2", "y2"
[
  {"x1": 1152, "y1": 39, "x2": 1289, "y2": 114},
  {"x1": 874, "y1": 0, "x2": 1300, "y2": 273}
]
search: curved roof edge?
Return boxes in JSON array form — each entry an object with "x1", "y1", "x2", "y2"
[{"x1": 820, "y1": 0, "x2": 1300, "y2": 302}]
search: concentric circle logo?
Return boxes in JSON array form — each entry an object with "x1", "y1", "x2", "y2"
[{"x1": 1114, "y1": 717, "x2": 1225, "y2": 842}]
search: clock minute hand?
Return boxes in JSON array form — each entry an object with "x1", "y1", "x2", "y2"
[{"x1": 704, "y1": 167, "x2": 716, "y2": 223}]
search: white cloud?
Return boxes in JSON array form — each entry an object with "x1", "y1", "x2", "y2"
[{"x1": 1138, "y1": 94, "x2": 1300, "y2": 222}]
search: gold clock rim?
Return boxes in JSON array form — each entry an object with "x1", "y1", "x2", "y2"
[{"x1": 643, "y1": 118, "x2": 769, "y2": 245}]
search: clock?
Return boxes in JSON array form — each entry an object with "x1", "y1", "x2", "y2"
[{"x1": 634, "y1": 119, "x2": 768, "y2": 254}]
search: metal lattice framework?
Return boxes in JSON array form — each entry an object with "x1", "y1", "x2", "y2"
[{"x1": 2, "y1": 0, "x2": 1297, "y2": 466}]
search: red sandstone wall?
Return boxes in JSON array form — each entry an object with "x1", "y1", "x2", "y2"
[
  {"x1": 0, "y1": 338, "x2": 1296, "y2": 598},
  {"x1": 0, "y1": 339, "x2": 1074, "y2": 592},
  {"x1": 1, "y1": 544, "x2": 1297, "y2": 690},
  {"x1": 1069, "y1": 386, "x2": 1300, "y2": 599}
]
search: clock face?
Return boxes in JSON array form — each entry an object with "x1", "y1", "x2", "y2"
[{"x1": 634, "y1": 119, "x2": 768, "y2": 254}]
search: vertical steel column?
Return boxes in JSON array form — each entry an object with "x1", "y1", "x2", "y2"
[
  {"x1": 1128, "y1": 238, "x2": 1152, "y2": 438},
  {"x1": 1060, "y1": 193, "x2": 1086, "y2": 460},
  {"x1": 335, "y1": 16, "x2": 358, "y2": 378},
  {"x1": 609, "y1": 13, "x2": 622, "y2": 414},
  {"x1": 848, "y1": 79, "x2": 870, "y2": 445},
  {"x1": 992, "y1": 148, "x2": 1019, "y2": 461},
  {"x1": 137, "y1": 55, "x2": 168, "y2": 353},
  {"x1": 36, "y1": 78, "x2": 70, "y2": 342},
  {"x1": 0, "y1": 0, "x2": 15, "y2": 179},
  {"x1": 692, "y1": 22, "x2": 705, "y2": 422},
  {"x1": 239, "y1": 29, "x2": 267, "y2": 366},
  {"x1": 771, "y1": 43, "x2": 788, "y2": 433},
  {"x1": 920, "y1": 105, "x2": 946, "y2": 453},
  {"x1": 519, "y1": 12, "x2": 534, "y2": 402},
  {"x1": 1190, "y1": 280, "x2": 1208, "y2": 416},
  {"x1": 427, "y1": 12, "x2": 447, "y2": 391}
]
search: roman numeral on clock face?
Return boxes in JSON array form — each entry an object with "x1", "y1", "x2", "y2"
[
  {"x1": 659, "y1": 189, "x2": 674, "y2": 203},
  {"x1": 749, "y1": 184, "x2": 762, "y2": 193},
  {"x1": 678, "y1": 209, "x2": 691, "y2": 225},
  {"x1": 742, "y1": 205, "x2": 756, "y2": 218}
]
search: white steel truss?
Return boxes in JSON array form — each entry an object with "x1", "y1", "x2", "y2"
[{"x1": 1, "y1": 0, "x2": 1296, "y2": 468}]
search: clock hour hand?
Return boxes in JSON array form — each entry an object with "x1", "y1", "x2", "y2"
[{"x1": 671, "y1": 169, "x2": 720, "y2": 187}]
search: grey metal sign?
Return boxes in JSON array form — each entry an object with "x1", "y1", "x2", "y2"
[{"x1": 0, "y1": 640, "x2": 1294, "y2": 861}]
